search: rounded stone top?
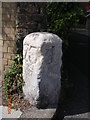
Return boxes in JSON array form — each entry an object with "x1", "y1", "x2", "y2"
[{"x1": 23, "y1": 32, "x2": 62, "y2": 47}]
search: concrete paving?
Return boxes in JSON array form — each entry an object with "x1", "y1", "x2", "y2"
[
  {"x1": 0, "y1": 105, "x2": 89, "y2": 120},
  {"x1": 20, "y1": 107, "x2": 56, "y2": 118},
  {"x1": 64, "y1": 112, "x2": 89, "y2": 119},
  {"x1": 0, "y1": 106, "x2": 22, "y2": 119},
  {"x1": 20, "y1": 106, "x2": 90, "y2": 119},
  {"x1": 0, "y1": 62, "x2": 89, "y2": 120}
]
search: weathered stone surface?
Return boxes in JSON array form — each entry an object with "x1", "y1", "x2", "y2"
[
  {"x1": 0, "y1": 106, "x2": 22, "y2": 119},
  {"x1": 23, "y1": 32, "x2": 62, "y2": 108},
  {"x1": 20, "y1": 107, "x2": 56, "y2": 118}
]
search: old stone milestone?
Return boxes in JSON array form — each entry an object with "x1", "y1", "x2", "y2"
[{"x1": 23, "y1": 32, "x2": 62, "y2": 108}]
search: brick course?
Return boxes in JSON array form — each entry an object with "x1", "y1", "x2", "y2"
[
  {"x1": 2, "y1": 2, "x2": 16, "y2": 73},
  {"x1": 0, "y1": 2, "x2": 2, "y2": 105},
  {"x1": 0, "y1": 4, "x2": 2, "y2": 59},
  {"x1": 16, "y1": 3, "x2": 46, "y2": 38}
]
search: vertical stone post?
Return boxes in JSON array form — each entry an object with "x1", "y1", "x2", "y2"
[{"x1": 23, "y1": 32, "x2": 62, "y2": 108}]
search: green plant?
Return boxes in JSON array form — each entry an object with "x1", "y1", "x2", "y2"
[
  {"x1": 4, "y1": 2, "x2": 86, "y2": 102},
  {"x1": 46, "y1": 2, "x2": 86, "y2": 101},
  {"x1": 4, "y1": 54, "x2": 24, "y2": 101},
  {"x1": 46, "y1": 2, "x2": 86, "y2": 41}
]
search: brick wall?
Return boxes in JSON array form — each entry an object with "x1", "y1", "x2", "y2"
[
  {"x1": 2, "y1": 2, "x2": 16, "y2": 75},
  {"x1": 17, "y1": 3, "x2": 46, "y2": 34},
  {"x1": 16, "y1": 3, "x2": 46, "y2": 54},
  {"x1": 1, "y1": 2, "x2": 17, "y2": 104},
  {"x1": 2, "y1": 3, "x2": 46, "y2": 73},
  {"x1": 0, "y1": 2, "x2": 2, "y2": 105},
  {"x1": 1, "y1": 2, "x2": 46, "y2": 104},
  {"x1": 0, "y1": 38, "x2": 2, "y2": 105}
]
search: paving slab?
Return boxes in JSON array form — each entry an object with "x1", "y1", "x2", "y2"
[
  {"x1": 0, "y1": 106, "x2": 22, "y2": 119},
  {"x1": 64, "y1": 112, "x2": 89, "y2": 120},
  {"x1": 20, "y1": 107, "x2": 56, "y2": 119}
]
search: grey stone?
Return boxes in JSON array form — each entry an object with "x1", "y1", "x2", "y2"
[
  {"x1": 0, "y1": 106, "x2": 22, "y2": 119},
  {"x1": 20, "y1": 107, "x2": 56, "y2": 118},
  {"x1": 23, "y1": 32, "x2": 62, "y2": 108},
  {"x1": 64, "y1": 112, "x2": 89, "y2": 119}
]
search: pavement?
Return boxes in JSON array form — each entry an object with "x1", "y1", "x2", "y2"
[
  {"x1": 0, "y1": 105, "x2": 89, "y2": 120},
  {"x1": 64, "y1": 113, "x2": 89, "y2": 120},
  {"x1": 0, "y1": 63, "x2": 89, "y2": 120},
  {"x1": 0, "y1": 106, "x2": 56, "y2": 119},
  {"x1": 0, "y1": 105, "x2": 22, "y2": 119},
  {"x1": 20, "y1": 107, "x2": 56, "y2": 118},
  {"x1": 20, "y1": 107, "x2": 89, "y2": 119}
]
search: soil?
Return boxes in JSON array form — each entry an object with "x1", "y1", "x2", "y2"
[{"x1": 2, "y1": 93, "x2": 33, "y2": 112}]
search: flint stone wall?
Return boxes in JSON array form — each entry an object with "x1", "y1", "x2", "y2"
[{"x1": 23, "y1": 32, "x2": 62, "y2": 108}]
